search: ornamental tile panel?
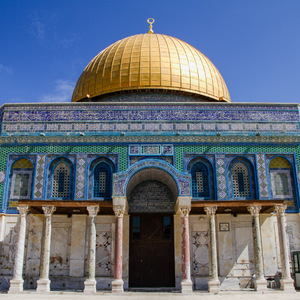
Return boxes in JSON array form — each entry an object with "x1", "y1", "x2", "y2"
[
  {"x1": 176, "y1": 123, "x2": 188, "y2": 130},
  {"x1": 130, "y1": 124, "x2": 143, "y2": 130},
  {"x1": 161, "y1": 124, "x2": 173, "y2": 131},
  {"x1": 256, "y1": 154, "x2": 269, "y2": 198},
  {"x1": 74, "y1": 124, "x2": 87, "y2": 130},
  {"x1": 33, "y1": 154, "x2": 46, "y2": 199},
  {"x1": 231, "y1": 123, "x2": 244, "y2": 130},
  {"x1": 2, "y1": 103, "x2": 299, "y2": 124},
  {"x1": 60, "y1": 124, "x2": 73, "y2": 131},
  {"x1": 216, "y1": 154, "x2": 227, "y2": 200},
  {"x1": 75, "y1": 154, "x2": 86, "y2": 199},
  {"x1": 115, "y1": 123, "x2": 128, "y2": 130},
  {"x1": 244, "y1": 123, "x2": 257, "y2": 131},
  {"x1": 87, "y1": 123, "x2": 100, "y2": 131},
  {"x1": 0, "y1": 171, "x2": 5, "y2": 183},
  {"x1": 145, "y1": 123, "x2": 160, "y2": 130},
  {"x1": 189, "y1": 123, "x2": 202, "y2": 130},
  {"x1": 1, "y1": 102, "x2": 299, "y2": 136}
]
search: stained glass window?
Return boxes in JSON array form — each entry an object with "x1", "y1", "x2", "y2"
[
  {"x1": 93, "y1": 163, "x2": 111, "y2": 199},
  {"x1": 232, "y1": 162, "x2": 251, "y2": 198},
  {"x1": 10, "y1": 158, "x2": 33, "y2": 199},
  {"x1": 269, "y1": 157, "x2": 293, "y2": 199},
  {"x1": 52, "y1": 162, "x2": 70, "y2": 198},
  {"x1": 191, "y1": 162, "x2": 209, "y2": 198}
]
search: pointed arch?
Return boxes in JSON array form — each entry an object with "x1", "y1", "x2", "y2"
[
  {"x1": 269, "y1": 156, "x2": 295, "y2": 200},
  {"x1": 187, "y1": 156, "x2": 215, "y2": 199},
  {"x1": 9, "y1": 157, "x2": 34, "y2": 200},
  {"x1": 48, "y1": 157, "x2": 74, "y2": 200},
  {"x1": 88, "y1": 157, "x2": 115, "y2": 200},
  {"x1": 228, "y1": 156, "x2": 256, "y2": 199}
]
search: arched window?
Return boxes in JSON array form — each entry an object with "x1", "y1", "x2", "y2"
[
  {"x1": 93, "y1": 162, "x2": 112, "y2": 199},
  {"x1": 10, "y1": 158, "x2": 34, "y2": 199},
  {"x1": 191, "y1": 161, "x2": 210, "y2": 199},
  {"x1": 231, "y1": 162, "x2": 251, "y2": 198},
  {"x1": 52, "y1": 162, "x2": 71, "y2": 198},
  {"x1": 269, "y1": 157, "x2": 294, "y2": 200}
]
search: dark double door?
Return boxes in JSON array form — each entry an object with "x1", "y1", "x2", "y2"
[{"x1": 129, "y1": 214, "x2": 175, "y2": 287}]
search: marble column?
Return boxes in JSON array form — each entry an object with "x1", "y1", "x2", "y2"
[
  {"x1": 247, "y1": 205, "x2": 267, "y2": 291},
  {"x1": 204, "y1": 206, "x2": 220, "y2": 294},
  {"x1": 274, "y1": 205, "x2": 295, "y2": 292},
  {"x1": 84, "y1": 205, "x2": 99, "y2": 293},
  {"x1": 36, "y1": 206, "x2": 56, "y2": 293},
  {"x1": 8, "y1": 205, "x2": 29, "y2": 293},
  {"x1": 112, "y1": 205, "x2": 125, "y2": 293},
  {"x1": 179, "y1": 207, "x2": 193, "y2": 294}
]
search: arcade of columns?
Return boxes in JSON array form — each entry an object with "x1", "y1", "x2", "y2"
[{"x1": 8, "y1": 197, "x2": 295, "y2": 294}]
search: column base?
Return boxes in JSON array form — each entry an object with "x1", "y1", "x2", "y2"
[
  {"x1": 208, "y1": 279, "x2": 220, "y2": 294},
  {"x1": 8, "y1": 278, "x2": 24, "y2": 293},
  {"x1": 254, "y1": 278, "x2": 267, "y2": 292},
  {"x1": 84, "y1": 279, "x2": 97, "y2": 293},
  {"x1": 181, "y1": 279, "x2": 193, "y2": 294},
  {"x1": 36, "y1": 278, "x2": 51, "y2": 293},
  {"x1": 112, "y1": 279, "x2": 124, "y2": 293},
  {"x1": 280, "y1": 278, "x2": 296, "y2": 293}
]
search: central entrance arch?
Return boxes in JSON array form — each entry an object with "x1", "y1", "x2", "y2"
[{"x1": 127, "y1": 168, "x2": 178, "y2": 288}]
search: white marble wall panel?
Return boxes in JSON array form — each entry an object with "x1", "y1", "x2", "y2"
[
  {"x1": 22, "y1": 215, "x2": 43, "y2": 289},
  {"x1": 49, "y1": 216, "x2": 71, "y2": 276},
  {"x1": 70, "y1": 215, "x2": 86, "y2": 277},
  {"x1": 216, "y1": 215, "x2": 235, "y2": 277}
]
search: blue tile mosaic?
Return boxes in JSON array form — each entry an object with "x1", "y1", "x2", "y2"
[
  {"x1": 256, "y1": 154, "x2": 269, "y2": 199},
  {"x1": 33, "y1": 154, "x2": 46, "y2": 199},
  {"x1": 216, "y1": 154, "x2": 227, "y2": 200},
  {"x1": 2, "y1": 103, "x2": 299, "y2": 123},
  {"x1": 1, "y1": 102, "x2": 299, "y2": 136}
]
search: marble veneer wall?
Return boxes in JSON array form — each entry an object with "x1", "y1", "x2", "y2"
[{"x1": 0, "y1": 212, "x2": 299, "y2": 291}]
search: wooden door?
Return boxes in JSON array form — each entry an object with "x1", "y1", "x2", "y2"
[{"x1": 129, "y1": 214, "x2": 175, "y2": 287}]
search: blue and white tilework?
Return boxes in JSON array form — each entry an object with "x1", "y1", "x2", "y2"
[
  {"x1": 113, "y1": 159, "x2": 190, "y2": 196},
  {"x1": 216, "y1": 154, "x2": 227, "y2": 199},
  {"x1": 33, "y1": 154, "x2": 46, "y2": 199},
  {"x1": 255, "y1": 154, "x2": 269, "y2": 199},
  {"x1": 129, "y1": 145, "x2": 173, "y2": 156},
  {"x1": 1, "y1": 103, "x2": 299, "y2": 136},
  {"x1": 75, "y1": 154, "x2": 86, "y2": 199},
  {"x1": 0, "y1": 171, "x2": 5, "y2": 183}
]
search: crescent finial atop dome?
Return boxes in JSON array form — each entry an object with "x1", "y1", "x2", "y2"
[{"x1": 147, "y1": 18, "x2": 155, "y2": 34}]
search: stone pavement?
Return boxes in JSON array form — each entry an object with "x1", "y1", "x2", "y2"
[{"x1": 0, "y1": 291, "x2": 299, "y2": 300}]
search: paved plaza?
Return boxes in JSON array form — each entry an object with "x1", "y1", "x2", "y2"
[{"x1": 0, "y1": 291, "x2": 299, "y2": 300}]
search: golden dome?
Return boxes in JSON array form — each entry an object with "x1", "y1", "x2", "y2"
[{"x1": 71, "y1": 33, "x2": 230, "y2": 102}]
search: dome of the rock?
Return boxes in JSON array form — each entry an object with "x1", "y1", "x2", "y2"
[{"x1": 71, "y1": 33, "x2": 230, "y2": 102}]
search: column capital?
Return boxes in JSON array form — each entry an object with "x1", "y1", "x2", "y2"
[
  {"x1": 179, "y1": 207, "x2": 190, "y2": 218},
  {"x1": 204, "y1": 206, "x2": 217, "y2": 217},
  {"x1": 113, "y1": 205, "x2": 126, "y2": 218},
  {"x1": 17, "y1": 205, "x2": 29, "y2": 216},
  {"x1": 247, "y1": 205, "x2": 262, "y2": 217},
  {"x1": 175, "y1": 196, "x2": 191, "y2": 215},
  {"x1": 274, "y1": 204, "x2": 287, "y2": 217},
  {"x1": 42, "y1": 206, "x2": 56, "y2": 217},
  {"x1": 87, "y1": 205, "x2": 99, "y2": 217}
]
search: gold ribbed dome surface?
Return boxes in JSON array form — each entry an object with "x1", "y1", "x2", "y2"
[{"x1": 71, "y1": 33, "x2": 230, "y2": 102}]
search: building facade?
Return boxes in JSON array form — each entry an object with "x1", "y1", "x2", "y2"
[{"x1": 0, "y1": 29, "x2": 299, "y2": 294}]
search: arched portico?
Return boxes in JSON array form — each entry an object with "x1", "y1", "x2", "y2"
[
  {"x1": 112, "y1": 159, "x2": 192, "y2": 292},
  {"x1": 113, "y1": 159, "x2": 191, "y2": 198}
]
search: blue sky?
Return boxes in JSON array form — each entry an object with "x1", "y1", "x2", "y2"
[{"x1": 0, "y1": 0, "x2": 299, "y2": 105}]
